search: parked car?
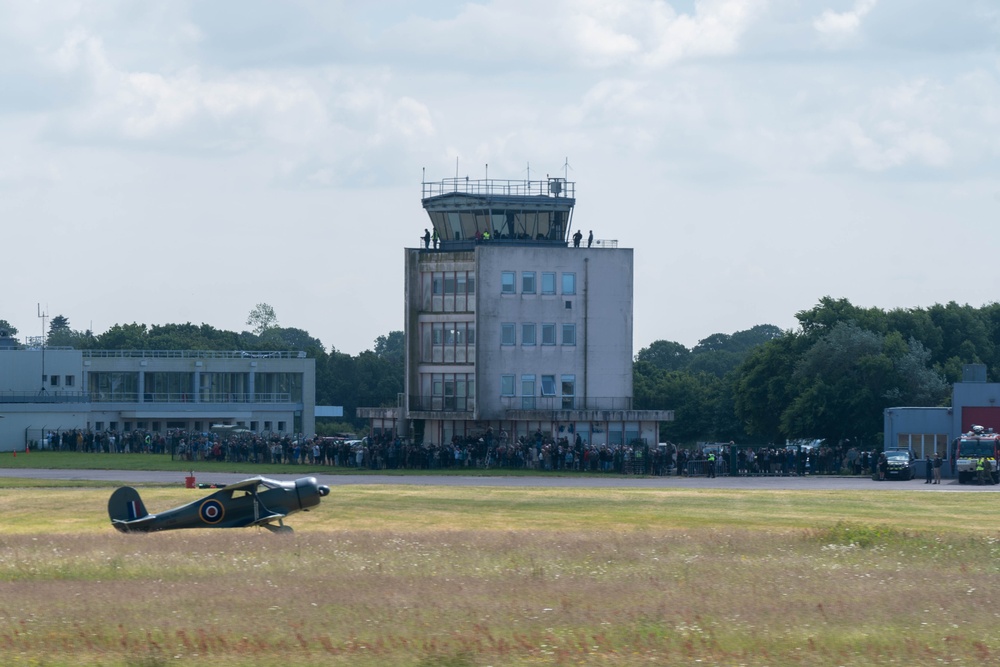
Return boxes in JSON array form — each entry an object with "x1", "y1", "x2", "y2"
[{"x1": 883, "y1": 449, "x2": 916, "y2": 480}]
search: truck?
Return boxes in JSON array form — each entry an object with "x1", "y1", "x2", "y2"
[{"x1": 954, "y1": 425, "x2": 1000, "y2": 484}]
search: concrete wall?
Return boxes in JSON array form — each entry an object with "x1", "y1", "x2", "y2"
[{"x1": 475, "y1": 245, "x2": 633, "y2": 420}]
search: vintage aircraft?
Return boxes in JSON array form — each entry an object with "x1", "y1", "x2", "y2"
[{"x1": 108, "y1": 476, "x2": 330, "y2": 533}]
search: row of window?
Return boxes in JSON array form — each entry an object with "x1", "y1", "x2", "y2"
[
  {"x1": 502, "y1": 374, "x2": 576, "y2": 409},
  {"x1": 421, "y1": 270, "x2": 476, "y2": 315},
  {"x1": 501, "y1": 271, "x2": 575, "y2": 296},
  {"x1": 42, "y1": 374, "x2": 75, "y2": 387},
  {"x1": 431, "y1": 271, "x2": 476, "y2": 296},
  {"x1": 501, "y1": 322, "x2": 576, "y2": 347}
]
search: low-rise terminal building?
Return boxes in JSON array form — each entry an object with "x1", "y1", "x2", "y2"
[{"x1": 0, "y1": 338, "x2": 315, "y2": 450}]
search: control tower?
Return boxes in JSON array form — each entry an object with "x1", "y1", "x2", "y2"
[
  {"x1": 421, "y1": 176, "x2": 576, "y2": 248},
  {"x1": 356, "y1": 173, "x2": 672, "y2": 454}
]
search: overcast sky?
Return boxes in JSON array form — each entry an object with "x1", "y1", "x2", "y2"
[{"x1": 3, "y1": 0, "x2": 998, "y2": 355}]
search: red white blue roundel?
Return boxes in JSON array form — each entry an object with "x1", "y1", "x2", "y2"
[{"x1": 199, "y1": 499, "x2": 225, "y2": 524}]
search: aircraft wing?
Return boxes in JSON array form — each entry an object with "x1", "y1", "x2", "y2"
[
  {"x1": 248, "y1": 511, "x2": 287, "y2": 526},
  {"x1": 219, "y1": 477, "x2": 266, "y2": 492}
]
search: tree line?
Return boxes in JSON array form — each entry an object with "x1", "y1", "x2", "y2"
[
  {"x1": 2, "y1": 297, "x2": 997, "y2": 446},
  {"x1": 635, "y1": 297, "x2": 998, "y2": 448}
]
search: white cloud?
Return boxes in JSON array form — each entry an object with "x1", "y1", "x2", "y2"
[{"x1": 814, "y1": 0, "x2": 877, "y2": 39}]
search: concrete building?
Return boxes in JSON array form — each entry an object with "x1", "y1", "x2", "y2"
[
  {"x1": 0, "y1": 339, "x2": 315, "y2": 450},
  {"x1": 884, "y1": 364, "x2": 1000, "y2": 474},
  {"x1": 359, "y1": 176, "x2": 672, "y2": 447}
]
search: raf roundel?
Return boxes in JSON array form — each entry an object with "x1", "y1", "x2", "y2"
[{"x1": 199, "y1": 499, "x2": 225, "y2": 524}]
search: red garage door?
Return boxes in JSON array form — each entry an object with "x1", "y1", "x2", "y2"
[{"x1": 961, "y1": 407, "x2": 1000, "y2": 433}]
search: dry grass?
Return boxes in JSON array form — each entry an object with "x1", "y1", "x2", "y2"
[{"x1": 1, "y1": 486, "x2": 1000, "y2": 666}]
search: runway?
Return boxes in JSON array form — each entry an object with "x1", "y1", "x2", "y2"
[{"x1": 1, "y1": 468, "x2": 990, "y2": 491}]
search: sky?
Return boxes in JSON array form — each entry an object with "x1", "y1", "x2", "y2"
[{"x1": 2, "y1": 0, "x2": 998, "y2": 355}]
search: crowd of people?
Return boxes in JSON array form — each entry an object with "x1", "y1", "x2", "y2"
[{"x1": 38, "y1": 427, "x2": 894, "y2": 478}]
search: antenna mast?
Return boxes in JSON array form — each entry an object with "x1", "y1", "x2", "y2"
[{"x1": 37, "y1": 303, "x2": 47, "y2": 394}]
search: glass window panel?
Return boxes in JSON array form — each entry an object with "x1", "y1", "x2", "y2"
[
  {"x1": 501, "y1": 271, "x2": 515, "y2": 294},
  {"x1": 501, "y1": 375, "x2": 515, "y2": 396},
  {"x1": 541, "y1": 375, "x2": 556, "y2": 396},
  {"x1": 562, "y1": 324, "x2": 576, "y2": 346},
  {"x1": 521, "y1": 375, "x2": 536, "y2": 409},
  {"x1": 522, "y1": 323, "x2": 536, "y2": 346},
  {"x1": 542, "y1": 324, "x2": 555, "y2": 345},
  {"x1": 522, "y1": 272, "x2": 536, "y2": 294},
  {"x1": 501, "y1": 323, "x2": 515, "y2": 346},
  {"x1": 541, "y1": 272, "x2": 556, "y2": 295},
  {"x1": 562, "y1": 272, "x2": 576, "y2": 295}
]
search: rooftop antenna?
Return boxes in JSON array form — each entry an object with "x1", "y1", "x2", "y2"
[
  {"x1": 455, "y1": 156, "x2": 459, "y2": 179},
  {"x1": 562, "y1": 156, "x2": 573, "y2": 180},
  {"x1": 37, "y1": 303, "x2": 47, "y2": 394},
  {"x1": 485, "y1": 163, "x2": 488, "y2": 181}
]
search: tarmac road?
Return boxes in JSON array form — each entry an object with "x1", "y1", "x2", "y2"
[{"x1": 1, "y1": 468, "x2": 995, "y2": 491}]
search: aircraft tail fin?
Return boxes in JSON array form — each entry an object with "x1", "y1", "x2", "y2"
[{"x1": 108, "y1": 486, "x2": 149, "y2": 530}]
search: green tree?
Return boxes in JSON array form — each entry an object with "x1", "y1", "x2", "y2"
[
  {"x1": 733, "y1": 333, "x2": 808, "y2": 443},
  {"x1": 779, "y1": 322, "x2": 948, "y2": 446},
  {"x1": 374, "y1": 331, "x2": 405, "y2": 367},
  {"x1": 246, "y1": 303, "x2": 279, "y2": 336},
  {"x1": 47, "y1": 315, "x2": 72, "y2": 346},
  {"x1": 0, "y1": 319, "x2": 19, "y2": 336},
  {"x1": 94, "y1": 323, "x2": 150, "y2": 349},
  {"x1": 635, "y1": 340, "x2": 690, "y2": 372}
]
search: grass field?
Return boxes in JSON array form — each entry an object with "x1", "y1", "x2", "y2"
[{"x1": 1, "y1": 461, "x2": 1000, "y2": 665}]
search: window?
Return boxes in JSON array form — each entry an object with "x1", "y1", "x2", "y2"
[
  {"x1": 521, "y1": 375, "x2": 536, "y2": 409},
  {"x1": 541, "y1": 375, "x2": 556, "y2": 396},
  {"x1": 562, "y1": 323, "x2": 577, "y2": 346},
  {"x1": 522, "y1": 323, "x2": 536, "y2": 346},
  {"x1": 562, "y1": 272, "x2": 576, "y2": 295},
  {"x1": 433, "y1": 275, "x2": 444, "y2": 295},
  {"x1": 501, "y1": 323, "x2": 515, "y2": 346},
  {"x1": 501, "y1": 375, "x2": 515, "y2": 396},
  {"x1": 64, "y1": 375, "x2": 75, "y2": 387},
  {"x1": 561, "y1": 375, "x2": 575, "y2": 409},
  {"x1": 522, "y1": 272, "x2": 536, "y2": 294},
  {"x1": 541, "y1": 272, "x2": 556, "y2": 295},
  {"x1": 278, "y1": 421, "x2": 286, "y2": 432},
  {"x1": 501, "y1": 271, "x2": 516, "y2": 294},
  {"x1": 50, "y1": 375, "x2": 60, "y2": 387},
  {"x1": 541, "y1": 323, "x2": 556, "y2": 345}
]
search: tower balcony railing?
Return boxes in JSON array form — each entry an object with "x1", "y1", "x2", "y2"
[
  {"x1": 86, "y1": 392, "x2": 294, "y2": 404},
  {"x1": 406, "y1": 395, "x2": 635, "y2": 413},
  {"x1": 408, "y1": 396, "x2": 475, "y2": 413},
  {"x1": 422, "y1": 177, "x2": 574, "y2": 199},
  {"x1": 0, "y1": 391, "x2": 92, "y2": 404},
  {"x1": 499, "y1": 396, "x2": 634, "y2": 412},
  {"x1": 81, "y1": 350, "x2": 307, "y2": 359}
]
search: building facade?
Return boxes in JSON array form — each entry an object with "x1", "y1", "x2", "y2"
[
  {"x1": 359, "y1": 176, "x2": 672, "y2": 448},
  {"x1": 884, "y1": 364, "x2": 1000, "y2": 475},
  {"x1": 0, "y1": 343, "x2": 315, "y2": 450}
]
